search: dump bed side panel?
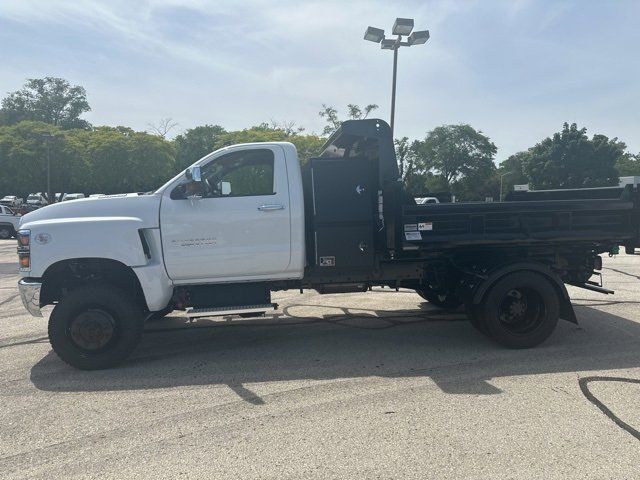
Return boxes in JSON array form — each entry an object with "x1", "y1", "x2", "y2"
[{"x1": 401, "y1": 199, "x2": 639, "y2": 251}]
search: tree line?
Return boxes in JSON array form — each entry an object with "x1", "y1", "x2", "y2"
[{"x1": 0, "y1": 77, "x2": 638, "y2": 200}]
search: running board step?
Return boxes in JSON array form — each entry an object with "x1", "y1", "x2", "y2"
[
  {"x1": 186, "y1": 303, "x2": 278, "y2": 318},
  {"x1": 571, "y1": 283, "x2": 614, "y2": 294}
]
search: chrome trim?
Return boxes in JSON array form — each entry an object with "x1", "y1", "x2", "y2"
[
  {"x1": 18, "y1": 279, "x2": 42, "y2": 317},
  {"x1": 258, "y1": 204, "x2": 285, "y2": 211}
]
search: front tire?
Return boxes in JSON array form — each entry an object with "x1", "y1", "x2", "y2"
[
  {"x1": 48, "y1": 285, "x2": 144, "y2": 370},
  {"x1": 480, "y1": 271, "x2": 560, "y2": 349}
]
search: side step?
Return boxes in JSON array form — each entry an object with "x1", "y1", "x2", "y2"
[
  {"x1": 186, "y1": 303, "x2": 278, "y2": 319},
  {"x1": 571, "y1": 283, "x2": 614, "y2": 295}
]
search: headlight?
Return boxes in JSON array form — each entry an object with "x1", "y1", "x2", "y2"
[
  {"x1": 18, "y1": 230, "x2": 30, "y2": 247},
  {"x1": 17, "y1": 230, "x2": 30, "y2": 271}
]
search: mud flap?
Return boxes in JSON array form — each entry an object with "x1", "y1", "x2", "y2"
[{"x1": 560, "y1": 297, "x2": 578, "y2": 324}]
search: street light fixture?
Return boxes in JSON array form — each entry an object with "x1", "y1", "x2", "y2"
[
  {"x1": 392, "y1": 18, "x2": 414, "y2": 35},
  {"x1": 363, "y1": 17, "x2": 430, "y2": 137},
  {"x1": 364, "y1": 26, "x2": 384, "y2": 43},
  {"x1": 380, "y1": 39, "x2": 396, "y2": 50},
  {"x1": 408, "y1": 30, "x2": 430, "y2": 45}
]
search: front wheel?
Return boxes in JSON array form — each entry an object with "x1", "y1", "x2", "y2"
[
  {"x1": 48, "y1": 285, "x2": 144, "y2": 370},
  {"x1": 480, "y1": 271, "x2": 560, "y2": 349},
  {"x1": 416, "y1": 288, "x2": 463, "y2": 309}
]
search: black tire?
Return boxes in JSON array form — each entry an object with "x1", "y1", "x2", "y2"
[
  {"x1": 48, "y1": 284, "x2": 144, "y2": 370},
  {"x1": 480, "y1": 271, "x2": 560, "y2": 349},
  {"x1": 0, "y1": 224, "x2": 13, "y2": 239},
  {"x1": 416, "y1": 288, "x2": 463, "y2": 309},
  {"x1": 465, "y1": 302, "x2": 488, "y2": 336}
]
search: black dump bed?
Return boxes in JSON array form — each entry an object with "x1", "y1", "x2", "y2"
[
  {"x1": 303, "y1": 119, "x2": 640, "y2": 276},
  {"x1": 401, "y1": 191, "x2": 639, "y2": 252}
]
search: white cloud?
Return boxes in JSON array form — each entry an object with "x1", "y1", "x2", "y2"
[{"x1": 0, "y1": 0, "x2": 638, "y2": 158}]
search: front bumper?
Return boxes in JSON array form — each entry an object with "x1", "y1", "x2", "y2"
[{"x1": 18, "y1": 279, "x2": 43, "y2": 317}]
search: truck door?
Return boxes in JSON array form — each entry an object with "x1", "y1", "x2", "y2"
[{"x1": 160, "y1": 145, "x2": 292, "y2": 283}]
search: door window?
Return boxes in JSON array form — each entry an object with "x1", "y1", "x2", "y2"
[{"x1": 173, "y1": 149, "x2": 275, "y2": 199}]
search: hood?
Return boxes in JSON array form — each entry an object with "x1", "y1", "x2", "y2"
[{"x1": 20, "y1": 193, "x2": 162, "y2": 229}]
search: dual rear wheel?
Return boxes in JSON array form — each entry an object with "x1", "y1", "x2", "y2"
[
  {"x1": 418, "y1": 271, "x2": 561, "y2": 349},
  {"x1": 466, "y1": 271, "x2": 560, "y2": 349}
]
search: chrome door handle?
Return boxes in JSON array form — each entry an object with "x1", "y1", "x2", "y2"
[{"x1": 258, "y1": 204, "x2": 285, "y2": 211}]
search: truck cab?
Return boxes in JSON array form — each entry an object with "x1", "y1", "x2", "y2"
[{"x1": 158, "y1": 142, "x2": 305, "y2": 284}]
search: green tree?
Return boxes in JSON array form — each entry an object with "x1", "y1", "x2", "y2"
[
  {"x1": 78, "y1": 126, "x2": 175, "y2": 194},
  {"x1": 411, "y1": 124, "x2": 498, "y2": 200},
  {"x1": 497, "y1": 150, "x2": 531, "y2": 198},
  {"x1": 1, "y1": 77, "x2": 91, "y2": 129},
  {"x1": 174, "y1": 124, "x2": 226, "y2": 170},
  {"x1": 215, "y1": 124, "x2": 324, "y2": 165},
  {"x1": 523, "y1": 123, "x2": 623, "y2": 189},
  {"x1": 174, "y1": 122, "x2": 325, "y2": 172},
  {"x1": 395, "y1": 136, "x2": 414, "y2": 180},
  {"x1": 318, "y1": 103, "x2": 379, "y2": 136},
  {"x1": 0, "y1": 121, "x2": 92, "y2": 199},
  {"x1": 616, "y1": 153, "x2": 640, "y2": 177}
]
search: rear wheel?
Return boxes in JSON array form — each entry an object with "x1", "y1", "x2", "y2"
[
  {"x1": 416, "y1": 288, "x2": 463, "y2": 309},
  {"x1": 480, "y1": 271, "x2": 560, "y2": 349},
  {"x1": 465, "y1": 302, "x2": 488, "y2": 335},
  {"x1": 48, "y1": 285, "x2": 144, "y2": 370}
]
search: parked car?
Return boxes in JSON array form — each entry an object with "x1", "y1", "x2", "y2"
[
  {"x1": 415, "y1": 196, "x2": 440, "y2": 204},
  {"x1": 26, "y1": 193, "x2": 48, "y2": 206},
  {"x1": 17, "y1": 204, "x2": 40, "y2": 216},
  {"x1": 62, "y1": 193, "x2": 86, "y2": 201},
  {"x1": 0, "y1": 195, "x2": 23, "y2": 207},
  {"x1": 0, "y1": 204, "x2": 21, "y2": 239}
]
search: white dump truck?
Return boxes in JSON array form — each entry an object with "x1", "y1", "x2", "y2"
[{"x1": 16, "y1": 120, "x2": 640, "y2": 369}]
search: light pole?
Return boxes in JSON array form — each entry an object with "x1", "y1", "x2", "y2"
[
  {"x1": 39, "y1": 133, "x2": 55, "y2": 204},
  {"x1": 499, "y1": 172, "x2": 511, "y2": 202},
  {"x1": 364, "y1": 19, "x2": 430, "y2": 137}
]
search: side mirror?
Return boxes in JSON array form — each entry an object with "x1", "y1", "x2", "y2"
[{"x1": 185, "y1": 166, "x2": 202, "y2": 182}]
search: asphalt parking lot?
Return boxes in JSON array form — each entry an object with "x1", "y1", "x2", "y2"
[{"x1": 0, "y1": 238, "x2": 639, "y2": 479}]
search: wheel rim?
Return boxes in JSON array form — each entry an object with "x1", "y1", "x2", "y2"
[
  {"x1": 67, "y1": 308, "x2": 118, "y2": 353},
  {"x1": 0, "y1": 228, "x2": 10, "y2": 238},
  {"x1": 498, "y1": 287, "x2": 545, "y2": 335}
]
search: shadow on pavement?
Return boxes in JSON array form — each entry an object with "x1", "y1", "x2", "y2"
[{"x1": 30, "y1": 303, "x2": 640, "y2": 403}]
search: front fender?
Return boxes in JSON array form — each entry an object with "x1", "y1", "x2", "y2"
[{"x1": 21, "y1": 217, "x2": 150, "y2": 278}]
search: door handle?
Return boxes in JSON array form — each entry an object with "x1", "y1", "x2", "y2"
[{"x1": 258, "y1": 204, "x2": 285, "y2": 211}]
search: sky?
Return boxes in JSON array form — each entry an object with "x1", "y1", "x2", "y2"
[{"x1": 0, "y1": 0, "x2": 638, "y2": 162}]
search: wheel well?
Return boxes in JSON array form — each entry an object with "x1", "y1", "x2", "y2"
[
  {"x1": 468, "y1": 265, "x2": 577, "y2": 324},
  {"x1": 41, "y1": 258, "x2": 146, "y2": 309}
]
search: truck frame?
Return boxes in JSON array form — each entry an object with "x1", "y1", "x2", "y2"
[{"x1": 16, "y1": 119, "x2": 640, "y2": 369}]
